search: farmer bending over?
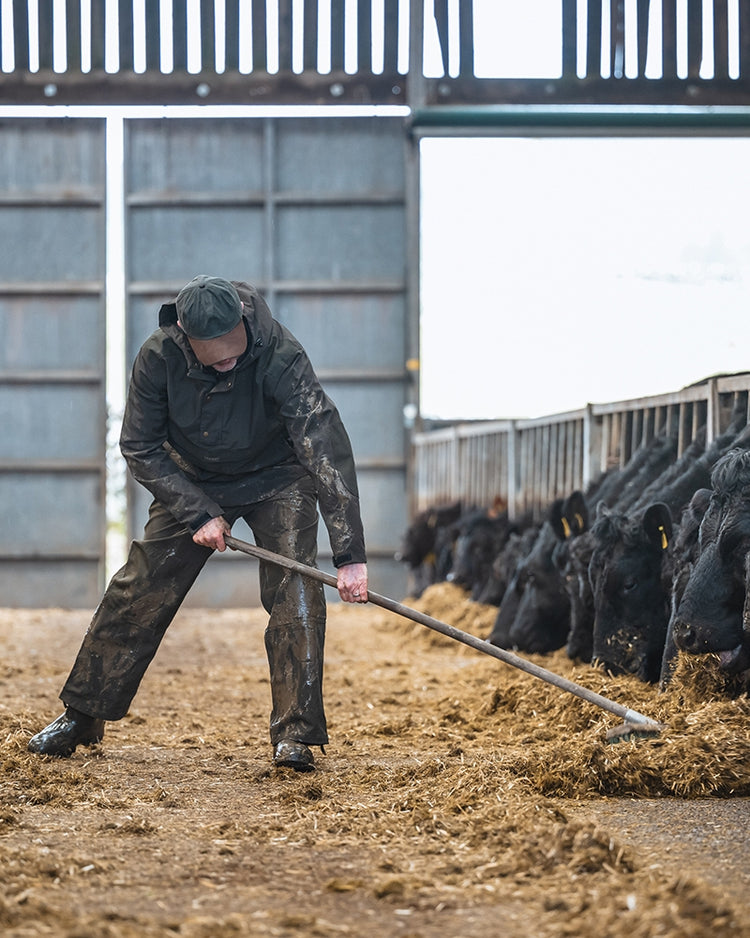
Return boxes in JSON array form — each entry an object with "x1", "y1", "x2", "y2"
[{"x1": 29, "y1": 275, "x2": 368, "y2": 771}]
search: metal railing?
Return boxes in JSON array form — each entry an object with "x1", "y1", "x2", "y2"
[
  {"x1": 411, "y1": 373, "x2": 750, "y2": 521},
  {"x1": 2, "y1": 1, "x2": 750, "y2": 107}
]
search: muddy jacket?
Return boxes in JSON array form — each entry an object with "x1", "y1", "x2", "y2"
[{"x1": 120, "y1": 281, "x2": 366, "y2": 567}]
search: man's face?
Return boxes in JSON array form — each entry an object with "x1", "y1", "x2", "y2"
[{"x1": 183, "y1": 318, "x2": 248, "y2": 373}]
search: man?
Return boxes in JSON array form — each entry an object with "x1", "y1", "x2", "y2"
[{"x1": 29, "y1": 275, "x2": 368, "y2": 772}]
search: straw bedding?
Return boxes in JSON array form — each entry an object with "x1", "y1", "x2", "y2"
[{"x1": 0, "y1": 587, "x2": 747, "y2": 937}]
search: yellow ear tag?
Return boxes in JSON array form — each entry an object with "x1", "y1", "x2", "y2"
[
  {"x1": 574, "y1": 512, "x2": 584, "y2": 531},
  {"x1": 561, "y1": 517, "x2": 572, "y2": 539},
  {"x1": 659, "y1": 525, "x2": 668, "y2": 550}
]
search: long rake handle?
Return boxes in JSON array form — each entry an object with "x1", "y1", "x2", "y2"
[{"x1": 225, "y1": 535, "x2": 661, "y2": 729}]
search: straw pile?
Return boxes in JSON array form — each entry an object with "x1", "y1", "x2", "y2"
[
  {"x1": 387, "y1": 582, "x2": 750, "y2": 800},
  {"x1": 0, "y1": 594, "x2": 748, "y2": 938}
]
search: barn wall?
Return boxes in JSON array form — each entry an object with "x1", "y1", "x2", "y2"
[
  {"x1": 0, "y1": 117, "x2": 107, "y2": 607},
  {"x1": 123, "y1": 115, "x2": 413, "y2": 606}
]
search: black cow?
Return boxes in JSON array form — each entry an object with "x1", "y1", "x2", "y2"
[
  {"x1": 432, "y1": 516, "x2": 462, "y2": 583},
  {"x1": 477, "y1": 525, "x2": 537, "y2": 606},
  {"x1": 671, "y1": 448, "x2": 750, "y2": 676},
  {"x1": 587, "y1": 411, "x2": 750, "y2": 683},
  {"x1": 659, "y1": 487, "x2": 712, "y2": 686},
  {"x1": 592, "y1": 432, "x2": 679, "y2": 512},
  {"x1": 550, "y1": 490, "x2": 593, "y2": 662},
  {"x1": 396, "y1": 501, "x2": 462, "y2": 598},
  {"x1": 448, "y1": 501, "x2": 516, "y2": 601},
  {"x1": 588, "y1": 501, "x2": 673, "y2": 683},
  {"x1": 488, "y1": 500, "x2": 571, "y2": 654},
  {"x1": 550, "y1": 433, "x2": 682, "y2": 666},
  {"x1": 489, "y1": 435, "x2": 681, "y2": 660}
]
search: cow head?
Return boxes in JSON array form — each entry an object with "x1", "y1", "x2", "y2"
[
  {"x1": 672, "y1": 448, "x2": 750, "y2": 674},
  {"x1": 550, "y1": 490, "x2": 593, "y2": 663},
  {"x1": 449, "y1": 508, "x2": 515, "y2": 601},
  {"x1": 396, "y1": 502, "x2": 463, "y2": 597},
  {"x1": 491, "y1": 501, "x2": 571, "y2": 655},
  {"x1": 589, "y1": 501, "x2": 673, "y2": 683},
  {"x1": 659, "y1": 487, "x2": 712, "y2": 686},
  {"x1": 478, "y1": 525, "x2": 536, "y2": 607}
]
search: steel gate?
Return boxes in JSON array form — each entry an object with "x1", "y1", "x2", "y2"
[
  {"x1": 124, "y1": 115, "x2": 412, "y2": 605},
  {"x1": 0, "y1": 117, "x2": 107, "y2": 607}
]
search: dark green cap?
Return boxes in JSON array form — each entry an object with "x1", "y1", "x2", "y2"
[{"x1": 176, "y1": 275, "x2": 242, "y2": 339}]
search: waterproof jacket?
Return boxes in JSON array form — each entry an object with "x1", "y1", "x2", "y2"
[{"x1": 120, "y1": 281, "x2": 366, "y2": 567}]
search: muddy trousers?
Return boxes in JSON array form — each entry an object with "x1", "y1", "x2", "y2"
[{"x1": 60, "y1": 477, "x2": 329, "y2": 747}]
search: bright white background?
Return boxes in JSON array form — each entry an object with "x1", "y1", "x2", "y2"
[{"x1": 419, "y1": 135, "x2": 750, "y2": 419}]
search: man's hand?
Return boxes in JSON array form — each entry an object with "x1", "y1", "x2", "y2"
[
  {"x1": 337, "y1": 562, "x2": 368, "y2": 604},
  {"x1": 193, "y1": 516, "x2": 232, "y2": 551}
]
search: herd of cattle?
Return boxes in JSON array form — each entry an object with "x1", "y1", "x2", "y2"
[{"x1": 397, "y1": 406, "x2": 750, "y2": 688}]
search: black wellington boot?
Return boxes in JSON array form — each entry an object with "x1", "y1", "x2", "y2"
[
  {"x1": 273, "y1": 739, "x2": 315, "y2": 771},
  {"x1": 28, "y1": 707, "x2": 105, "y2": 757}
]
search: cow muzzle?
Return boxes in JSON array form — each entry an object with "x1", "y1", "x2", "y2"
[{"x1": 671, "y1": 619, "x2": 711, "y2": 655}]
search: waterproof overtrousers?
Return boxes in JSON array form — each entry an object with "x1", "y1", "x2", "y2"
[{"x1": 61, "y1": 476, "x2": 329, "y2": 747}]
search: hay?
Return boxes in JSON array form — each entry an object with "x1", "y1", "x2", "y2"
[
  {"x1": 1, "y1": 601, "x2": 748, "y2": 937},
  {"x1": 365, "y1": 582, "x2": 750, "y2": 799},
  {"x1": 400, "y1": 580, "x2": 499, "y2": 643}
]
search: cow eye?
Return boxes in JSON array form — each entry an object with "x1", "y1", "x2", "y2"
[{"x1": 623, "y1": 577, "x2": 637, "y2": 593}]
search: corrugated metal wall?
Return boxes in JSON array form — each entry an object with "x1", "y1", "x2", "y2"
[
  {"x1": 124, "y1": 115, "x2": 411, "y2": 605},
  {"x1": 0, "y1": 117, "x2": 107, "y2": 606}
]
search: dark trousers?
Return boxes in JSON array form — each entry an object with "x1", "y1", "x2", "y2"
[{"x1": 61, "y1": 476, "x2": 329, "y2": 747}]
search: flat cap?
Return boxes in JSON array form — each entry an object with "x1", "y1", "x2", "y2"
[{"x1": 176, "y1": 275, "x2": 242, "y2": 340}]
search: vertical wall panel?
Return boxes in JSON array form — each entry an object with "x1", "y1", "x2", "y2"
[
  {"x1": 124, "y1": 116, "x2": 410, "y2": 605},
  {"x1": 0, "y1": 118, "x2": 107, "y2": 607}
]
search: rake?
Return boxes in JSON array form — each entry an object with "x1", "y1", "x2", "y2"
[{"x1": 225, "y1": 534, "x2": 664, "y2": 743}]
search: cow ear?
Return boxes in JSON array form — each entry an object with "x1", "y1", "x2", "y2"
[
  {"x1": 563, "y1": 490, "x2": 588, "y2": 535},
  {"x1": 643, "y1": 502, "x2": 673, "y2": 551},
  {"x1": 548, "y1": 499, "x2": 568, "y2": 540}
]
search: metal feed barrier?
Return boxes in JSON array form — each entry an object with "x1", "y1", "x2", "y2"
[{"x1": 410, "y1": 373, "x2": 750, "y2": 523}]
